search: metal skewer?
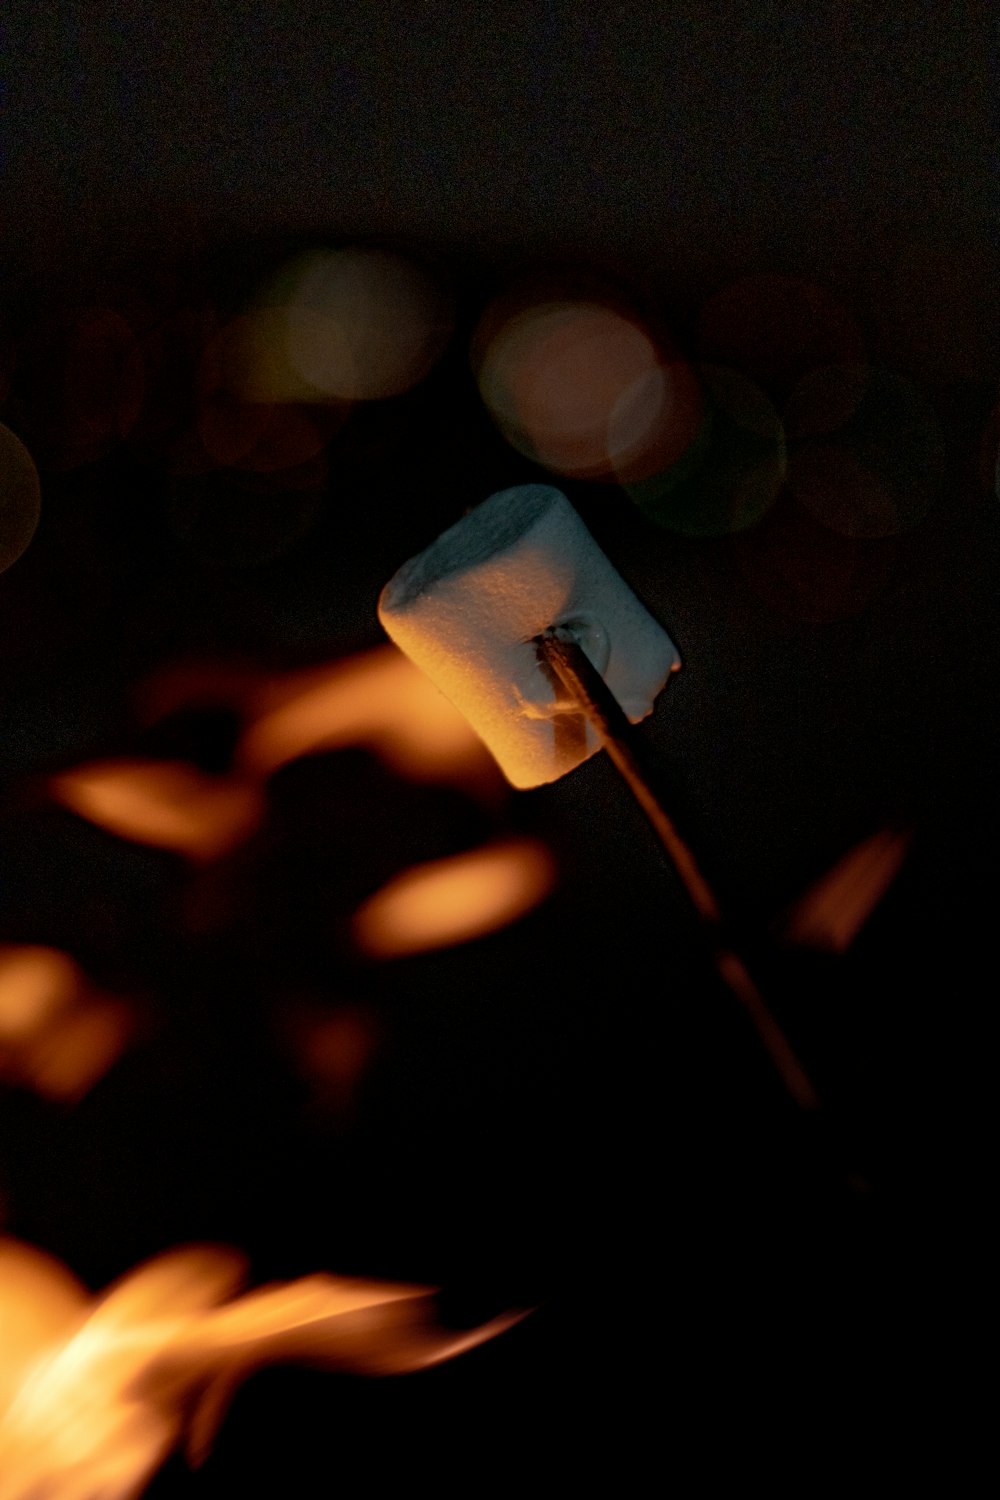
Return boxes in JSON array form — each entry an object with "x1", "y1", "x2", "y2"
[{"x1": 534, "y1": 627, "x2": 821, "y2": 1113}]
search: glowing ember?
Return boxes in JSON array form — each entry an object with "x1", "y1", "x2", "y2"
[
  {"x1": 0, "y1": 1237, "x2": 519, "y2": 1500},
  {"x1": 351, "y1": 837, "x2": 556, "y2": 958},
  {"x1": 50, "y1": 760, "x2": 264, "y2": 863},
  {"x1": 241, "y1": 643, "x2": 497, "y2": 789}
]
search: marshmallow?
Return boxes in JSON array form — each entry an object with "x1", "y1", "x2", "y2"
[{"x1": 378, "y1": 485, "x2": 680, "y2": 787}]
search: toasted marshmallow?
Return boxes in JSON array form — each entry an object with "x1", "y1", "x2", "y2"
[{"x1": 378, "y1": 485, "x2": 680, "y2": 787}]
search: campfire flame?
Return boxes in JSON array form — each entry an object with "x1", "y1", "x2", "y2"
[
  {"x1": 351, "y1": 837, "x2": 556, "y2": 959},
  {"x1": 50, "y1": 760, "x2": 264, "y2": 863},
  {"x1": 240, "y1": 644, "x2": 497, "y2": 789},
  {"x1": 0, "y1": 946, "x2": 132, "y2": 1103},
  {"x1": 0, "y1": 1237, "x2": 521, "y2": 1500}
]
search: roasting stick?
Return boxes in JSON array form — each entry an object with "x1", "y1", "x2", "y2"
[
  {"x1": 379, "y1": 484, "x2": 820, "y2": 1112},
  {"x1": 535, "y1": 627, "x2": 821, "y2": 1113}
]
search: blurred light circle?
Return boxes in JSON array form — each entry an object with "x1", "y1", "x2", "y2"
[
  {"x1": 0, "y1": 424, "x2": 42, "y2": 573},
  {"x1": 627, "y1": 365, "x2": 784, "y2": 537},
  {"x1": 257, "y1": 247, "x2": 454, "y2": 402},
  {"x1": 474, "y1": 299, "x2": 704, "y2": 483},
  {"x1": 697, "y1": 273, "x2": 866, "y2": 400},
  {"x1": 784, "y1": 365, "x2": 944, "y2": 538},
  {"x1": 191, "y1": 321, "x2": 338, "y2": 475},
  {"x1": 222, "y1": 308, "x2": 351, "y2": 406}
]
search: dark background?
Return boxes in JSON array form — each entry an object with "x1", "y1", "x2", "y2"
[{"x1": 1, "y1": 3, "x2": 997, "y2": 1487}]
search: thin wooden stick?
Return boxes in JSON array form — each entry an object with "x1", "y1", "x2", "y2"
[{"x1": 534, "y1": 629, "x2": 821, "y2": 1113}]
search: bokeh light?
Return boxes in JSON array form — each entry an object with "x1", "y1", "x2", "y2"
[
  {"x1": 352, "y1": 837, "x2": 556, "y2": 958},
  {"x1": 193, "y1": 320, "x2": 338, "y2": 475},
  {"x1": 0, "y1": 424, "x2": 42, "y2": 574},
  {"x1": 784, "y1": 365, "x2": 944, "y2": 538},
  {"x1": 241, "y1": 246, "x2": 455, "y2": 403},
  {"x1": 474, "y1": 297, "x2": 705, "y2": 483},
  {"x1": 626, "y1": 364, "x2": 785, "y2": 537}
]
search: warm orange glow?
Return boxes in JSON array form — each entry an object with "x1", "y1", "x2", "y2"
[
  {"x1": 0, "y1": 1237, "x2": 521, "y2": 1497},
  {"x1": 0, "y1": 946, "x2": 79, "y2": 1042},
  {"x1": 352, "y1": 837, "x2": 557, "y2": 958},
  {"x1": 50, "y1": 759, "x2": 264, "y2": 863},
  {"x1": 0, "y1": 945, "x2": 133, "y2": 1103},
  {"x1": 475, "y1": 299, "x2": 704, "y2": 483},
  {"x1": 782, "y1": 829, "x2": 913, "y2": 952},
  {"x1": 241, "y1": 643, "x2": 498, "y2": 789},
  {"x1": 26, "y1": 998, "x2": 133, "y2": 1104},
  {"x1": 134, "y1": 659, "x2": 262, "y2": 725},
  {"x1": 0, "y1": 1239, "x2": 88, "y2": 1420}
]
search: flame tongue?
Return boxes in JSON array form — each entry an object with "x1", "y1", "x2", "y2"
[{"x1": 0, "y1": 1239, "x2": 520, "y2": 1499}]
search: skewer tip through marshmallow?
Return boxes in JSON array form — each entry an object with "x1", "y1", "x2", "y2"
[{"x1": 378, "y1": 485, "x2": 680, "y2": 787}]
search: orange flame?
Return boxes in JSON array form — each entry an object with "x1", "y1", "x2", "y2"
[
  {"x1": 52, "y1": 647, "x2": 501, "y2": 870},
  {"x1": 50, "y1": 760, "x2": 264, "y2": 863},
  {"x1": 352, "y1": 837, "x2": 557, "y2": 959},
  {"x1": 0, "y1": 946, "x2": 132, "y2": 1103},
  {"x1": 241, "y1": 644, "x2": 498, "y2": 789},
  {"x1": 0, "y1": 1237, "x2": 520, "y2": 1498}
]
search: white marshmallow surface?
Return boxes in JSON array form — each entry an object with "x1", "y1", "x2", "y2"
[{"x1": 378, "y1": 485, "x2": 680, "y2": 787}]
